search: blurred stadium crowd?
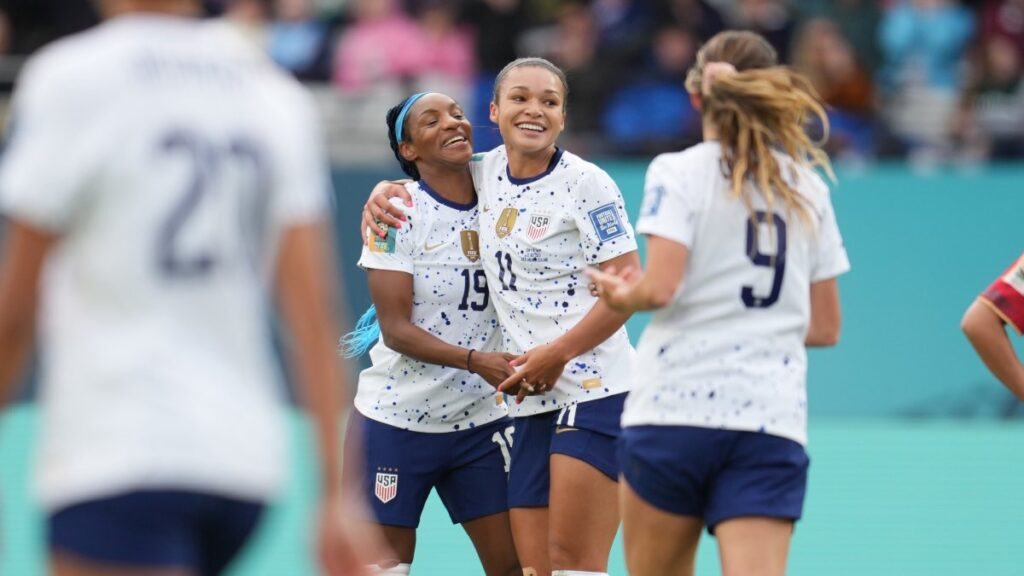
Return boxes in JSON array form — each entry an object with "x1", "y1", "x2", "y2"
[{"x1": 1, "y1": 0, "x2": 1023, "y2": 167}]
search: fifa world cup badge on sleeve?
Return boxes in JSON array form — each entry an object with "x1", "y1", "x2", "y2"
[
  {"x1": 375, "y1": 468, "x2": 399, "y2": 503},
  {"x1": 368, "y1": 222, "x2": 396, "y2": 254},
  {"x1": 588, "y1": 204, "x2": 626, "y2": 242}
]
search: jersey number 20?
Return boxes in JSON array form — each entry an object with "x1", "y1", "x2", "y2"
[
  {"x1": 742, "y1": 211, "x2": 786, "y2": 309},
  {"x1": 157, "y1": 130, "x2": 268, "y2": 278}
]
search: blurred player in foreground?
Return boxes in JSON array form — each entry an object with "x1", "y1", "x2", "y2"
[
  {"x1": 340, "y1": 92, "x2": 520, "y2": 575},
  {"x1": 0, "y1": 0, "x2": 374, "y2": 574},
  {"x1": 589, "y1": 30, "x2": 849, "y2": 576},
  {"x1": 962, "y1": 253, "x2": 1024, "y2": 400}
]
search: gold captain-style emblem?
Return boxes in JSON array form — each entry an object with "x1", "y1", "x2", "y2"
[
  {"x1": 460, "y1": 230, "x2": 480, "y2": 262},
  {"x1": 495, "y1": 207, "x2": 519, "y2": 238}
]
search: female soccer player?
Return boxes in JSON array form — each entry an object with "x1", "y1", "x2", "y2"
[
  {"x1": 341, "y1": 92, "x2": 520, "y2": 576},
  {"x1": 362, "y1": 58, "x2": 640, "y2": 576},
  {"x1": 962, "y1": 253, "x2": 1024, "y2": 399},
  {"x1": 0, "y1": 0, "x2": 373, "y2": 574},
  {"x1": 589, "y1": 30, "x2": 850, "y2": 576}
]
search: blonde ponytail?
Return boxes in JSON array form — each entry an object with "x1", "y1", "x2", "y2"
[{"x1": 686, "y1": 31, "x2": 834, "y2": 229}]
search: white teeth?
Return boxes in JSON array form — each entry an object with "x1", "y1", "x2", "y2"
[
  {"x1": 443, "y1": 136, "x2": 466, "y2": 147},
  {"x1": 517, "y1": 123, "x2": 545, "y2": 132}
]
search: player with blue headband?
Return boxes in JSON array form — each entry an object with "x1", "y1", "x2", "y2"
[
  {"x1": 340, "y1": 92, "x2": 520, "y2": 576},
  {"x1": 359, "y1": 57, "x2": 642, "y2": 576}
]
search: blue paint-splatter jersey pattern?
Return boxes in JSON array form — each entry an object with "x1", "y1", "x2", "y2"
[
  {"x1": 470, "y1": 146, "x2": 638, "y2": 417},
  {"x1": 355, "y1": 181, "x2": 507, "y2": 432},
  {"x1": 623, "y1": 142, "x2": 850, "y2": 445}
]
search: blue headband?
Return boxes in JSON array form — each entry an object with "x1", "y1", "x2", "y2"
[{"x1": 394, "y1": 92, "x2": 430, "y2": 143}]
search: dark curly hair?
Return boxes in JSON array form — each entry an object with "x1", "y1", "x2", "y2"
[{"x1": 385, "y1": 96, "x2": 422, "y2": 181}]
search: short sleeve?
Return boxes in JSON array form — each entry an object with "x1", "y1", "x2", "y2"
[
  {"x1": 809, "y1": 183, "x2": 851, "y2": 282},
  {"x1": 979, "y1": 254, "x2": 1024, "y2": 335},
  {"x1": 572, "y1": 167, "x2": 638, "y2": 264},
  {"x1": 0, "y1": 52, "x2": 105, "y2": 231},
  {"x1": 357, "y1": 195, "x2": 418, "y2": 274},
  {"x1": 635, "y1": 154, "x2": 701, "y2": 247},
  {"x1": 269, "y1": 86, "x2": 331, "y2": 227}
]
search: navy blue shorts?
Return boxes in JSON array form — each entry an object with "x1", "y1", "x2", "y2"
[
  {"x1": 48, "y1": 490, "x2": 264, "y2": 575},
  {"x1": 507, "y1": 392, "x2": 627, "y2": 508},
  {"x1": 620, "y1": 425, "x2": 809, "y2": 533},
  {"x1": 350, "y1": 412, "x2": 513, "y2": 528}
]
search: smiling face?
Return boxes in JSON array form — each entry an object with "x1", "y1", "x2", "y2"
[
  {"x1": 489, "y1": 65, "x2": 567, "y2": 156},
  {"x1": 399, "y1": 93, "x2": 474, "y2": 170}
]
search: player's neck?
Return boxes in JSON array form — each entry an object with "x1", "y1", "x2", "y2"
[
  {"x1": 417, "y1": 165, "x2": 475, "y2": 205},
  {"x1": 506, "y1": 146, "x2": 556, "y2": 180},
  {"x1": 702, "y1": 118, "x2": 720, "y2": 142},
  {"x1": 100, "y1": 0, "x2": 200, "y2": 19}
]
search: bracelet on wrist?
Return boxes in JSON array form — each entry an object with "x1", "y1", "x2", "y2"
[{"x1": 466, "y1": 349, "x2": 476, "y2": 374}]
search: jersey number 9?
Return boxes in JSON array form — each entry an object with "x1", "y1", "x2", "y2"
[{"x1": 742, "y1": 211, "x2": 786, "y2": 309}]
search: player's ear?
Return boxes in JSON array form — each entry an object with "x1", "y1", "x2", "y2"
[
  {"x1": 489, "y1": 101, "x2": 499, "y2": 124},
  {"x1": 399, "y1": 141, "x2": 419, "y2": 163},
  {"x1": 690, "y1": 92, "x2": 702, "y2": 112}
]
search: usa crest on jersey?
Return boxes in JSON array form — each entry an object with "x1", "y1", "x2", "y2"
[
  {"x1": 375, "y1": 469, "x2": 398, "y2": 503},
  {"x1": 527, "y1": 213, "x2": 551, "y2": 241}
]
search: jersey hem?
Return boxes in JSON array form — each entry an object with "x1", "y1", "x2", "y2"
[
  {"x1": 354, "y1": 404, "x2": 509, "y2": 433},
  {"x1": 620, "y1": 418, "x2": 807, "y2": 447}
]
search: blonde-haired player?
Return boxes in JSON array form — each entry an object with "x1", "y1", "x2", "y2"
[
  {"x1": 589, "y1": 30, "x2": 850, "y2": 576},
  {"x1": 0, "y1": 0, "x2": 374, "y2": 574}
]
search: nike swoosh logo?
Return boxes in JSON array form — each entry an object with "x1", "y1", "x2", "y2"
[
  {"x1": 424, "y1": 242, "x2": 446, "y2": 252},
  {"x1": 555, "y1": 426, "x2": 578, "y2": 434}
]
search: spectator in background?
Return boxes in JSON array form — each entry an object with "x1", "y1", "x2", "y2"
[
  {"x1": 878, "y1": 0, "x2": 975, "y2": 164},
  {"x1": 411, "y1": 0, "x2": 474, "y2": 111},
  {"x1": 332, "y1": 0, "x2": 422, "y2": 93},
  {"x1": 792, "y1": 18, "x2": 876, "y2": 161},
  {"x1": 591, "y1": 0, "x2": 653, "y2": 70},
  {"x1": 0, "y1": 0, "x2": 97, "y2": 56},
  {"x1": 956, "y1": 33, "x2": 1024, "y2": 159},
  {"x1": 793, "y1": 0, "x2": 882, "y2": 71},
  {"x1": 603, "y1": 25, "x2": 701, "y2": 155},
  {"x1": 268, "y1": 0, "x2": 334, "y2": 82},
  {"x1": 731, "y1": 0, "x2": 797, "y2": 62},
  {"x1": 547, "y1": 1, "x2": 609, "y2": 151},
  {"x1": 978, "y1": 0, "x2": 1024, "y2": 52},
  {"x1": 653, "y1": 0, "x2": 727, "y2": 43},
  {"x1": 462, "y1": 0, "x2": 526, "y2": 151}
]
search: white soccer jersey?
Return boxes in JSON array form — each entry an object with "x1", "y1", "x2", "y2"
[
  {"x1": 622, "y1": 142, "x2": 850, "y2": 445},
  {"x1": 469, "y1": 147, "x2": 638, "y2": 417},
  {"x1": 355, "y1": 181, "x2": 507, "y2": 432},
  {"x1": 0, "y1": 16, "x2": 328, "y2": 510}
]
